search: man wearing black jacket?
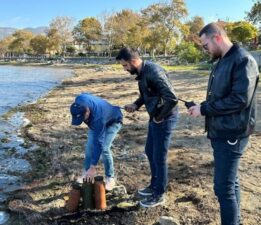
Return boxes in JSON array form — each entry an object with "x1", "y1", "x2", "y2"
[
  {"x1": 116, "y1": 47, "x2": 179, "y2": 207},
  {"x1": 189, "y1": 23, "x2": 259, "y2": 225}
]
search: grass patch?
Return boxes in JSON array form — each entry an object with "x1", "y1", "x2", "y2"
[
  {"x1": 162, "y1": 64, "x2": 212, "y2": 71},
  {"x1": 107, "y1": 63, "x2": 212, "y2": 72}
]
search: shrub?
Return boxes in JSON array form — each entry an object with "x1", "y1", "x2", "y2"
[{"x1": 175, "y1": 41, "x2": 204, "y2": 64}]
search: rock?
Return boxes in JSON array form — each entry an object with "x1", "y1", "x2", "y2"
[
  {"x1": 158, "y1": 216, "x2": 180, "y2": 225},
  {"x1": 22, "y1": 118, "x2": 32, "y2": 128},
  {"x1": 138, "y1": 153, "x2": 147, "y2": 162},
  {"x1": 111, "y1": 185, "x2": 127, "y2": 197}
]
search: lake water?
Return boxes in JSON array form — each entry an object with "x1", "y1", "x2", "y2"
[
  {"x1": 0, "y1": 65, "x2": 72, "y2": 116},
  {"x1": 0, "y1": 65, "x2": 72, "y2": 223}
]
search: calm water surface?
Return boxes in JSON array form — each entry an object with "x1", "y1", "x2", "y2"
[{"x1": 0, "y1": 65, "x2": 72, "y2": 115}]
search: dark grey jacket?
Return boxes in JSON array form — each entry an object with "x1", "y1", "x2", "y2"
[
  {"x1": 133, "y1": 61, "x2": 178, "y2": 121},
  {"x1": 200, "y1": 44, "x2": 259, "y2": 139}
]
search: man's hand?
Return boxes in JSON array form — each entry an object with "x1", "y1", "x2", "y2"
[
  {"x1": 188, "y1": 105, "x2": 202, "y2": 117},
  {"x1": 84, "y1": 166, "x2": 96, "y2": 183},
  {"x1": 124, "y1": 104, "x2": 137, "y2": 113}
]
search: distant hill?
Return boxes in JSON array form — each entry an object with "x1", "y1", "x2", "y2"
[
  {"x1": 0, "y1": 26, "x2": 48, "y2": 40},
  {"x1": 0, "y1": 27, "x2": 16, "y2": 40}
]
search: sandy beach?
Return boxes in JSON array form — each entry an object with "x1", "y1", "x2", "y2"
[{"x1": 6, "y1": 65, "x2": 261, "y2": 225}]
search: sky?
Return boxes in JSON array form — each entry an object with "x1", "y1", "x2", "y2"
[{"x1": 0, "y1": 0, "x2": 255, "y2": 29}]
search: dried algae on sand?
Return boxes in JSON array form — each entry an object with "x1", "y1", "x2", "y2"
[{"x1": 8, "y1": 65, "x2": 261, "y2": 225}]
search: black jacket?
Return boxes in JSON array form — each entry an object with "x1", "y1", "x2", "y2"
[
  {"x1": 200, "y1": 44, "x2": 259, "y2": 139},
  {"x1": 133, "y1": 61, "x2": 178, "y2": 121}
]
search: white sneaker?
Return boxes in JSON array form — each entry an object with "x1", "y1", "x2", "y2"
[
  {"x1": 76, "y1": 170, "x2": 86, "y2": 184},
  {"x1": 105, "y1": 177, "x2": 116, "y2": 191}
]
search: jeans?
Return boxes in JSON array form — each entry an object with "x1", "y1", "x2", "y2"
[
  {"x1": 145, "y1": 114, "x2": 178, "y2": 196},
  {"x1": 211, "y1": 137, "x2": 249, "y2": 225},
  {"x1": 84, "y1": 122, "x2": 122, "y2": 178}
]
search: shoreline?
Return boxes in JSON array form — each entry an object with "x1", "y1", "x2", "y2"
[{"x1": 3, "y1": 65, "x2": 260, "y2": 225}]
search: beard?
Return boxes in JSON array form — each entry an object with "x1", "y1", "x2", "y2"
[
  {"x1": 127, "y1": 64, "x2": 139, "y2": 75},
  {"x1": 210, "y1": 45, "x2": 222, "y2": 61}
]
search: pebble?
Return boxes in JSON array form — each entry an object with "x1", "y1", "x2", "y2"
[{"x1": 158, "y1": 216, "x2": 180, "y2": 225}]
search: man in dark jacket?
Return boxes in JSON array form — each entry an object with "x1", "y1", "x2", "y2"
[
  {"x1": 189, "y1": 23, "x2": 259, "y2": 225},
  {"x1": 70, "y1": 93, "x2": 122, "y2": 191},
  {"x1": 116, "y1": 47, "x2": 179, "y2": 207}
]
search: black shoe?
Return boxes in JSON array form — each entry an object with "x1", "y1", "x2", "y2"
[
  {"x1": 138, "y1": 186, "x2": 153, "y2": 196},
  {"x1": 140, "y1": 195, "x2": 165, "y2": 208}
]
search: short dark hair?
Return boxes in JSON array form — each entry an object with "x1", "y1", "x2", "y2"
[
  {"x1": 116, "y1": 47, "x2": 140, "y2": 61},
  {"x1": 199, "y1": 22, "x2": 227, "y2": 38}
]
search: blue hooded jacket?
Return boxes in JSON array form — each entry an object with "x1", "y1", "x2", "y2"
[{"x1": 75, "y1": 93, "x2": 122, "y2": 165}]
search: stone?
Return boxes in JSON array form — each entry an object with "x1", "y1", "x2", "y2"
[
  {"x1": 138, "y1": 153, "x2": 147, "y2": 162},
  {"x1": 158, "y1": 216, "x2": 180, "y2": 225},
  {"x1": 111, "y1": 185, "x2": 127, "y2": 197}
]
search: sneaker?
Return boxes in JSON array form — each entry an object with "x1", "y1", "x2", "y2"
[
  {"x1": 105, "y1": 177, "x2": 116, "y2": 191},
  {"x1": 140, "y1": 195, "x2": 165, "y2": 208},
  {"x1": 138, "y1": 186, "x2": 153, "y2": 196},
  {"x1": 76, "y1": 170, "x2": 86, "y2": 183}
]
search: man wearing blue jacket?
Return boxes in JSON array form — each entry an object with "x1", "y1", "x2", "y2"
[{"x1": 70, "y1": 93, "x2": 122, "y2": 191}]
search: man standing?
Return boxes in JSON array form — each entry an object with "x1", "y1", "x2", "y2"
[
  {"x1": 70, "y1": 93, "x2": 122, "y2": 191},
  {"x1": 189, "y1": 23, "x2": 259, "y2": 225},
  {"x1": 116, "y1": 47, "x2": 178, "y2": 207}
]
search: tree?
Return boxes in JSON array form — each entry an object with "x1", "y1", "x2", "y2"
[
  {"x1": 0, "y1": 36, "x2": 14, "y2": 56},
  {"x1": 185, "y1": 16, "x2": 205, "y2": 46},
  {"x1": 228, "y1": 21, "x2": 258, "y2": 44},
  {"x1": 73, "y1": 17, "x2": 102, "y2": 45},
  {"x1": 30, "y1": 35, "x2": 49, "y2": 55},
  {"x1": 66, "y1": 45, "x2": 76, "y2": 55},
  {"x1": 175, "y1": 41, "x2": 204, "y2": 63},
  {"x1": 46, "y1": 28, "x2": 62, "y2": 55},
  {"x1": 247, "y1": 0, "x2": 261, "y2": 25},
  {"x1": 9, "y1": 30, "x2": 34, "y2": 54},
  {"x1": 141, "y1": 0, "x2": 188, "y2": 56},
  {"x1": 104, "y1": 9, "x2": 143, "y2": 50},
  {"x1": 143, "y1": 27, "x2": 164, "y2": 57},
  {"x1": 49, "y1": 16, "x2": 75, "y2": 54},
  {"x1": 125, "y1": 23, "x2": 150, "y2": 51}
]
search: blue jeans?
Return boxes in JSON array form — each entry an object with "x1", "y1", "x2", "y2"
[
  {"x1": 84, "y1": 122, "x2": 122, "y2": 178},
  {"x1": 211, "y1": 137, "x2": 249, "y2": 225},
  {"x1": 145, "y1": 115, "x2": 178, "y2": 196}
]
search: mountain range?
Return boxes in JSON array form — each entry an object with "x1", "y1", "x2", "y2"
[{"x1": 0, "y1": 26, "x2": 48, "y2": 40}]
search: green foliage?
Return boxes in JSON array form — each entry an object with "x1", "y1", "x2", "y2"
[
  {"x1": 175, "y1": 41, "x2": 204, "y2": 63},
  {"x1": 247, "y1": 0, "x2": 261, "y2": 25},
  {"x1": 8, "y1": 30, "x2": 34, "y2": 54},
  {"x1": 104, "y1": 10, "x2": 141, "y2": 49},
  {"x1": 141, "y1": 0, "x2": 188, "y2": 56},
  {"x1": 0, "y1": 36, "x2": 14, "y2": 55},
  {"x1": 228, "y1": 21, "x2": 258, "y2": 43},
  {"x1": 66, "y1": 45, "x2": 76, "y2": 54},
  {"x1": 73, "y1": 17, "x2": 102, "y2": 44},
  {"x1": 185, "y1": 16, "x2": 205, "y2": 46},
  {"x1": 46, "y1": 28, "x2": 61, "y2": 55},
  {"x1": 30, "y1": 35, "x2": 48, "y2": 54}
]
